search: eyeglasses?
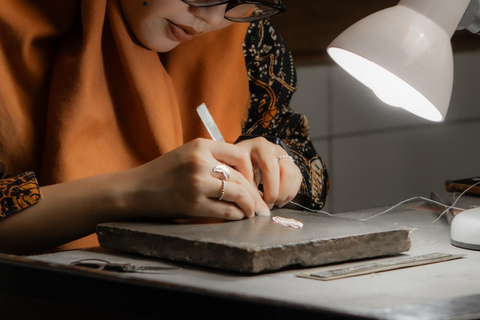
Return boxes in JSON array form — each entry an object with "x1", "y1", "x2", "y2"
[{"x1": 180, "y1": 0, "x2": 286, "y2": 22}]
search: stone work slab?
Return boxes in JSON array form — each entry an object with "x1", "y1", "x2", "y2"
[{"x1": 96, "y1": 209, "x2": 411, "y2": 273}]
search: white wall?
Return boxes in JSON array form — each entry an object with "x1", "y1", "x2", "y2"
[{"x1": 290, "y1": 50, "x2": 480, "y2": 213}]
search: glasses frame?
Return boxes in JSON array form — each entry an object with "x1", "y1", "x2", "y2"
[{"x1": 180, "y1": 0, "x2": 286, "y2": 22}]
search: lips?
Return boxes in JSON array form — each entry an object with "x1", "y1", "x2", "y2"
[{"x1": 166, "y1": 20, "x2": 199, "y2": 43}]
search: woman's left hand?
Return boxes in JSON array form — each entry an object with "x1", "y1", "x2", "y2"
[{"x1": 234, "y1": 137, "x2": 302, "y2": 209}]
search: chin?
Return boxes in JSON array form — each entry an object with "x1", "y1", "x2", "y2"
[
  {"x1": 147, "y1": 41, "x2": 179, "y2": 52},
  {"x1": 137, "y1": 35, "x2": 179, "y2": 52}
]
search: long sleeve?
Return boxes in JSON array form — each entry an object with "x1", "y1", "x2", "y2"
[
  {"x1": 242, "y1": 20, "x2": 329, "y2": 210},
  {"x1": 0, "y1": 162, "x2": 42, "y2": 218}
]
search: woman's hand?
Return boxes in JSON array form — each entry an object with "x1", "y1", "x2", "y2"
[
  {"x1": 234, "y1": 137, "x2": 302, "y2": 209},
  {"x1": 124, "y1": 138, "x2": 270, "y2": 221},
  {"x1": 0, "y1": 137, "x2": 300, "y2": 254}
]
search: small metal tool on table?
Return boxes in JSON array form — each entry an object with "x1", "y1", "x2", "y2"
[{"x1": 69, "y1": 258, "x2": 180, "y2": 273}]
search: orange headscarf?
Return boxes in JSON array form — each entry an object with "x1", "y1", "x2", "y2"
[{"x1": 0, "y1": 0, "x2": 250, "y2": 250}]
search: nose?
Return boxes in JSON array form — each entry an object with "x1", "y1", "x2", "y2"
[{"x1": 189, "y1": 5, "x2": 227, "y2": 25}]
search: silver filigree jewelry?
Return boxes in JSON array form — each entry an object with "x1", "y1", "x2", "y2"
[
  {"x1": 212, "y1": 163, "x2": 231, "y2": 180},
  {"x1": 272, "y1": 216, "x2": 303, "y2": 229}
]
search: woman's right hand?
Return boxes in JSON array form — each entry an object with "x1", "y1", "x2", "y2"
[{"x1": 122, "y1": 138, "x2": 271, "y2": 221}]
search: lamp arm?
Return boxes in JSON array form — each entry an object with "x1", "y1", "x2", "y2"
[{"x1": 458, "y1": 0, "x2": 480, "y2": 34}]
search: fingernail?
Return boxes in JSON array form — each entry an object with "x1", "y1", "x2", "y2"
[
  {"x1": 256, "y1": 210, "x2": 271, "y2": 217},
  {"x1": 255, "y1": 202, "x2": 271, "y2": 217}
]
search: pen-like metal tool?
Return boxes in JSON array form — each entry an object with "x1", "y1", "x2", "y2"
[{"x1": 196, "y1": 103, "x2": 225, "y2": 142}]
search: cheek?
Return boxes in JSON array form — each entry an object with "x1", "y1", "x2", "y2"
[{"x1": 120, "y1": 0, "x2": 181, "y2": 52}]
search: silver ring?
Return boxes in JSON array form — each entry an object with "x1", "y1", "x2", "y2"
[
  {"x1": 277, "y1": 154, "x2": 294, "y2": 162},
  {"x1": 212, "y1": 163, "x2": 231, "y2": 180},
  {"x1": 218, "y1": 179, "x2": 226, "y2": 201}
]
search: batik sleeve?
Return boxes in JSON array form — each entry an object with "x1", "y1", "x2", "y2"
[
  {"x1": 0, "y1": 162, "x2": 42, "y2": 218},
  {"x1": 242, "y1": 20, "x2": 329, "y2": 210}
]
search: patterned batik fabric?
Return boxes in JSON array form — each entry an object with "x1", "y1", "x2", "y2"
[
  {"x1": 242, "y1": 20, "x2": 329, "y2": 210},
  {"x1": 0, "y1": 164, "x2": 42, "y2": 217}
]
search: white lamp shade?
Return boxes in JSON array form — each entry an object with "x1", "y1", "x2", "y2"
[{"x1": 327, "y1": 3, "x2": 455, "y2": 122}]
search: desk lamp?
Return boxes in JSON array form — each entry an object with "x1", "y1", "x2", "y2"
[
  {"x1": 327, "y1": 0, "x2": 480, "y2": 122},
  {"x1": 327, "y1": 0, "x2": 480, "y2": 250}
]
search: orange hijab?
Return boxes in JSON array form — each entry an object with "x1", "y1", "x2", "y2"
[{"x1": 0, "y1": 0, "x2": 250, "y2": 250}]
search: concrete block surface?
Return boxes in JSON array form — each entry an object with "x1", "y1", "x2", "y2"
[{"x1": 97, "y1": 209, "x2": 411, "y2": 273}]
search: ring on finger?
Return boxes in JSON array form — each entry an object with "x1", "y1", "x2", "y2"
[
  {"x1": 277, "y1": 154, "x2": 294, "y2": 162},
  {"x1": 212, "y1": 163, "x2": 231, "y2": 180},
  {"x1": 218, "y1": 179, "x2": 226, "y2": 201}
]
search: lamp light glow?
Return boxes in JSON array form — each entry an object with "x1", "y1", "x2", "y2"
[
  {"x1": 328, "y1": 48, "x2": 443, "y2": 122},
  {"x1": 327, "y1": 0, "x2": 472, "y2": 122}
]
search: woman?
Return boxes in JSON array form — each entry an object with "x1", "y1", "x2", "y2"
[{"x1": 0, "y1": 0, "x2": 328, "y2": 254}]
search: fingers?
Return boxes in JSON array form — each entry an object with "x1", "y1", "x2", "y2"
[
  {"x1": 206, "y1": 140, "x2": 255, "y2": 186},
  {"x1": 183, "y1": 138, "x2": 301, "y2": 218},
  {"x1": 138, "y1": 138, "x2": 287, "y2": 221},
  {"x1": 236, "y1": 138, "x2": 302, "y2": 209},
  {"x1": 277, "y1": 160, "x2": 302, "y2": 207},
  {"x1": 195, "y1": 138, "x2": 271, "y2": 215},
  {"x1": 256, "y1": 155, "x2": 280, "y2": 209},
  {"x1": 209, "y1": 165, "x2": 270, "y2": 218},
  {"x1": 189, "y1": 177, "x2": 257, "y2": 220},
  {"x1": 207, "y1": 180, "x2": 255, "y2": 219},
  {"x1": 204, "y1": 200, "x2": 247, "y2": 220},
  {"x1": 178, "y1": 139, "x2": 270, "y2": 219}
]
